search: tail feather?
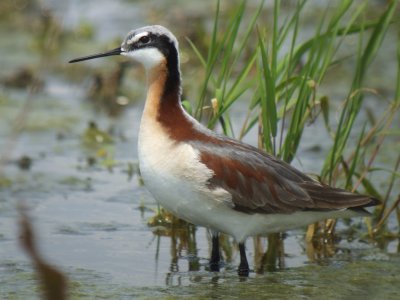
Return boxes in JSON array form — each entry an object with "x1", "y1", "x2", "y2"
[{"x1": 300, "y1": 181, "x2": 381, "y2": 211}]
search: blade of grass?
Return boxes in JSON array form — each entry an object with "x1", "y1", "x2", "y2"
[
  {"x1": 345, "y1": 122, "x2": 367, "y2": 189},
  {"x1": 258, "y1": 28, "x2": 278, "y2": 154},
  {"x1": 322, "y1": 1, "x2": 397, "y2": 183}
]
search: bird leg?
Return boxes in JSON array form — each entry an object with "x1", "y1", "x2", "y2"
[
  {"x1": 238, "y1": 242, "x2": 249, "y2": 276},
  {"x1": 209, "y1": 234, "x2": 220, "y2": 272}
]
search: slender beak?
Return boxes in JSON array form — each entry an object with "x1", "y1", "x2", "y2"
[{"x1": 68, "y1": 47, "x2": 122, "y2": 63}]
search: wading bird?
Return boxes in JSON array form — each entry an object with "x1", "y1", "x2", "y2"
[{"x1": 69, "y1": 25, "x2": 379, "y2": 276}]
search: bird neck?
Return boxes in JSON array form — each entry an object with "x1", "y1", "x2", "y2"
[
  {"x1": 142, "y1": 53, "x2": 199, "y2": 139},
  {"x1": 141, "y1": 57, "x2": 217, "y2": 144}
]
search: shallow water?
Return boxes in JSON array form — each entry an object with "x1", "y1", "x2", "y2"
[{"x1": 0, "y1": 0, "x2": 399, "y2": 299}]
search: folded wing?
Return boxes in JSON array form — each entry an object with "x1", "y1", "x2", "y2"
[{"x1": 195, "y1": 138, "x2": 379, "y2": 214}]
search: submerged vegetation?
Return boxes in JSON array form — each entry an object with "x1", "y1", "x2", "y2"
[{"x1": 0, "y1": 0, "x2": 399, "y2": 298}]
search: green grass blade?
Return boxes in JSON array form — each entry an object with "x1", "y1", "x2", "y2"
[{"x1": 258, "y1": 29, "x2": 278, "y2": 153}]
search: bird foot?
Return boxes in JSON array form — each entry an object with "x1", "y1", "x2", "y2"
[
  {"x1": 209, "y1": 261, "x2": 220, "y2": 272},
  {"x1": 238, "y1": 264, "x2": 250, "y2": 277}
]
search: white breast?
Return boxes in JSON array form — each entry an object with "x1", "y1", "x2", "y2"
[{"x1": 138, "y1": 116, "x2": 232, "y2": 226}]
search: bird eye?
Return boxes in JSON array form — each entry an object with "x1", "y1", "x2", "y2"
[{"x1": 139, "y1": 36, "x2": 150, "y2": 44}]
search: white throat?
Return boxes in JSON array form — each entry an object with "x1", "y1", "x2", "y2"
[{"x1": 122, "y1": 48, "x2": 164, "y2": 70}]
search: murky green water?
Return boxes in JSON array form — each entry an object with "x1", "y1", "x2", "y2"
[{"x1": 0, "y1": 0, "x2": 399, "y2": 299}]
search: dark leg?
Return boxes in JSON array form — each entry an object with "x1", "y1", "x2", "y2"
[
  {"x1": 209, "y1": 233, "x2": 220, "y2": 272},
  {"x1": 238, "y1": 242, "x2": 249, "y2": 277}
]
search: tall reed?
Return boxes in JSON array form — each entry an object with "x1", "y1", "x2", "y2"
[{"x1": 189, "y1": 0, "x2": 400, "y2": 238}]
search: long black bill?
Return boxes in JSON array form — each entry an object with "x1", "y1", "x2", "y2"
[{"x1": 68, "y1": 47, "x2": 122, "y2": 63}]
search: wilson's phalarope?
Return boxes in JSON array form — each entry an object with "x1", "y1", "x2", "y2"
[{"x1": 69, "y1": 25, "x2": 379, "y2": 276}]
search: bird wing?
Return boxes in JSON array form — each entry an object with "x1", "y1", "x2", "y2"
[{"x1": 194, "y1": 138, "x2": 378, "y2": 214}]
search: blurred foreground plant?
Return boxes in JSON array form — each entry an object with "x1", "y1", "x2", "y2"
[{"x1": 19, "y1": 206, "x2": 68, "y2": 300}]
